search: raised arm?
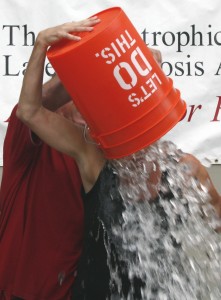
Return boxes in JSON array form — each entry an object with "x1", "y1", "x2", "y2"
[
  {"x1": 16, "y1": 17, "x2": 105, "y2": 191},
  {"x1": 17, "y1": 18, "x2": 100, "y2": 120}
]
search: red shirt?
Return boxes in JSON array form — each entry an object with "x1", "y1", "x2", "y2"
[{"x1": 0, "y1": 106, "x2": 84, "y2": 300}]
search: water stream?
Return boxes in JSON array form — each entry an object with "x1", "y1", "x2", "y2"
[{"x1": 108, "y1": 140, "x2": 221, "y2": 299}]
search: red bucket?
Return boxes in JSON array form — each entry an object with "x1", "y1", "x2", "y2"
[{"x1": 47, "y1": 7, "x2": 186, "y2": 159}]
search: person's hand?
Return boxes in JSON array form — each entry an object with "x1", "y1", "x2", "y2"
[
  {"x1": 36, "y1": 16, "x2": 100, "y2": 48},
  {"x1": 149, "y1": 48, "x2": 162, "y2": 66}
]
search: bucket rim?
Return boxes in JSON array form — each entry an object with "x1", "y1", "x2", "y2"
[
  {"x1": 102, "y1": 100, "x2": 187, "y2": 159},
  {"x1": 95, "y1": 92, "x2": 183, "y2": 149}
]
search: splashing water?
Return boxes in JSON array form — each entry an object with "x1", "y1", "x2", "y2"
[{"x1": 107, "y1": 140, "x2": 221, "y2": 300}]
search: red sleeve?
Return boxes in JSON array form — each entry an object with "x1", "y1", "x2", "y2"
[{"x1": 3, "y1": 105, "x2": 42, "y2": 169}]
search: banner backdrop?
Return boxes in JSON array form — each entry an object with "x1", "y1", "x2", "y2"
[{"x1": 0, "y1": 0, "x2": 221, "y2": 165}]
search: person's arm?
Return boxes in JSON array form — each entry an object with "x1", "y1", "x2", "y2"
[
  {"x1": 42, "y1": 74, "x2": 71, "y2": 111},
  {"x1": 29, "y1": 74, "x2": 71, "y2": 145},
  {"x1": 179, "y1": 154, "x2": 221, "y2": 217},
  {"x1": 17, "y1": 17, "x2": 100, "y2": 157},
  {"x1": 16, "y1": 17, "x2": 105, "y2": 192}
]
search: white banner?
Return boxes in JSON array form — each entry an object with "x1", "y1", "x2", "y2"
[{"x1": 0, "y1": 0, "x2": 221, "y2": 165}]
